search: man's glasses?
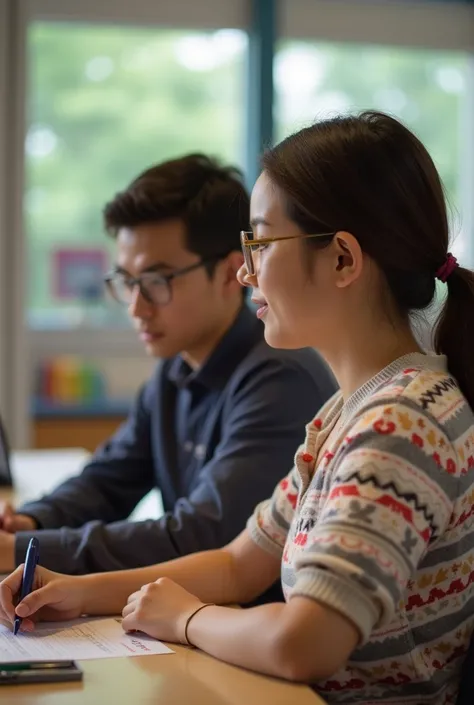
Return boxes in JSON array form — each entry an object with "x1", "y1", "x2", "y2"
[
  {"x1": 104, "y1": 254, "x2": 228, "y2": 307},
  {"x1": 240, "y1": 230, "x2": 335, "y2": 276}
]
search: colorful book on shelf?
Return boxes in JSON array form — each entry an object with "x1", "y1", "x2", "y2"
[{"x1": 36, "y1": 356, "x2": 106, "y2": 405}]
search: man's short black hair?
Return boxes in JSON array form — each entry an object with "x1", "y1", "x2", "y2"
[{"x1": 103, "y1": 153, "x2": 250, "y2": 273}]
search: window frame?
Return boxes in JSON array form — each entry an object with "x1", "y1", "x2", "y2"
[
  {"x1": 281, "y1": 0, "x2": 474, "y2": 51},
  {"x1": 27, "y1": 0, "x2": 247, "y2": 28},
  {"x1": 0, "y1": 0, "x2": 28, "y2": 447}
]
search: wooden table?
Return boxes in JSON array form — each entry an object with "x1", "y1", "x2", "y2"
[
  {"x1": 1, "y1": 644, "x2": 321, "y2": 704},
  {"x1": 0, "y1": 450, "x2": 324, "y2": 704}
]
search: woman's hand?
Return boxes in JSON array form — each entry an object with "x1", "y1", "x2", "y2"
[
  {"x1": 121, "y1": 577, "x2": 204, "y2": 644},
  {"x1": 0, "y1": 565, "x2": 87, "y2": 631}
]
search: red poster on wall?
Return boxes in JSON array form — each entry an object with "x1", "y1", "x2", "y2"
[{"x1": 52, "y1": 248, "x2": 107, "y2": 301}]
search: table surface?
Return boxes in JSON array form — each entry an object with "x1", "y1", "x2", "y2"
[
  {"x1": 0, "y1": 645, "x2": 321, "y2": 705},
  {"x1": 0, "y1": 449, "x2": 324, "y2": 705}
]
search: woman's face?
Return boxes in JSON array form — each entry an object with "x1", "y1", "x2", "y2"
[{"x1": 237, "y1": 172, "x2": 341, "y2": 350}]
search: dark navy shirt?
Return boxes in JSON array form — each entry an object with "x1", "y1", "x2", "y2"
[{"x1": 17, "y1": 306, "x2": 337, "y2": 575}]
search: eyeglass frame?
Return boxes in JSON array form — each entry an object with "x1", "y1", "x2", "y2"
[
  {"x1": 104, "y1": 252, "x2": 231, "y2": 307},
  {"x1": 240, "y1": 230, "x2": 335, "y2": 275}
]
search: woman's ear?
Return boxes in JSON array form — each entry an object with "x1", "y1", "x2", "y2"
[{"x1": 332, "y1": 231, "x2": 363, "y2": 288}]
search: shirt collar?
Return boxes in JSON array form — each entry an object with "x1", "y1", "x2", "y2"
[{"x1": 167, "y1": 305, "x2": 263, "y2": 391}]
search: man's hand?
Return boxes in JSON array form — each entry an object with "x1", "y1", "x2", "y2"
[
  {"x1": 0, "y1": 530, "x2": 15, "y2": 573},
  {"x1": 0, "y1": 502, "x2": 37, "y2": 533}
]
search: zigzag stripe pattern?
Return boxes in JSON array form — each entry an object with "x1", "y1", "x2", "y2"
[
  {"x1": 420, "y1": 377, "x2": 457, "y2": 411},
  {"x1": 337, "y1": 470, "x2": 438, "y2": 535}
]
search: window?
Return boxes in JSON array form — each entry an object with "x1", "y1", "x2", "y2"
[
  {"x1": 275, "y1": 42, "x2": 472, "y2": 264},
  {"x1": 26, "y1": 23, "x2": 247, "y2": 329}
]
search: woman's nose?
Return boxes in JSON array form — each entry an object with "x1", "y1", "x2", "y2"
[{"x1": 237, "y1": 262, "x2": 256, "y2": 288}]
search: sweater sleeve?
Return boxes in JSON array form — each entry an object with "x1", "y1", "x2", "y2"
[
  {"x1": 247, "y1": 454, "x2": 303, "y2": 559},
  {"x1": 289, "y1": 402, "x2": 455, "y2": 643}
]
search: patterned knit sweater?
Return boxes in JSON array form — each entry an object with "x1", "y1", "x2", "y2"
[{"x1": 248, "y1": 353, "x2": 474, "y2": 704}]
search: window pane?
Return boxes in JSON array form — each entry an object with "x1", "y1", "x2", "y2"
[
  {"x1": 26, "y1": 23, "x2": 247, "y2": 329},
  {"x1": 275, "y1": 42, "x2": 471, "y2": 264}
]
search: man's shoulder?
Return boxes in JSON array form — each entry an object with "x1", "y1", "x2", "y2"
[
  {"x1": 133, "y1": 345, "x2": 336, "y2": 407},
  {"x1": 229, "y1": 341, "x2": 337, "y2": 396},
  {"x1": 243, "y1": 340, "x2": 334, "y2": 376}
]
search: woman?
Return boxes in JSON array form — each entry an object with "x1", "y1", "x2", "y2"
[{"x1": 2, "y1": 111, "x2": 474, "y2": 704}]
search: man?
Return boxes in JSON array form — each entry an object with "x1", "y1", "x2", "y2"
[{"x1": 0, "y1": 154, "x2": 336, "y2": 576}]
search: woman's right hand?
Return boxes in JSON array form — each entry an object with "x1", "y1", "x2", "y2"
[{"x1": 0, "y1": 564, "x2": 86, "y2": 631}]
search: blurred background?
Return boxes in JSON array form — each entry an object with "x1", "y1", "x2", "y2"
[{"x1": 0, "y1": 0, "x2": 473, "y2": 450}]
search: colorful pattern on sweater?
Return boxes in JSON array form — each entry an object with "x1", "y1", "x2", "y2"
[{"x1": 247, "y1": 353, "x2": 474, "y2": 704}]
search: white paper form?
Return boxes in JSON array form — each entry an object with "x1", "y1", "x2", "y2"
[{"x1": 0, "y1": 617, "x2": 173, "y2": 661}]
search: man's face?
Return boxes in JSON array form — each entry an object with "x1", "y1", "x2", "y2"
[{"x1": 114, "y1": 220, "x2": 230, "y2": 360}]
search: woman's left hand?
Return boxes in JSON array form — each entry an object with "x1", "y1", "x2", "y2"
[{"x1": 121, "y1": 577, "x2": 204, "y2": 643}]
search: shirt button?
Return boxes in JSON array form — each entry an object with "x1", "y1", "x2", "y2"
[{"x1": 194, "y1": 444, "x2": 206, "y2": 460}]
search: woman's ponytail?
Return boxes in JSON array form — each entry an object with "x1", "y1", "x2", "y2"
[{"x1": 434, "y1": 265, "x2": 474, "y2": 409}]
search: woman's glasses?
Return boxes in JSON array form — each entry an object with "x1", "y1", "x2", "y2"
[{"x1": 240, "y1": 230, "x2": 335, "y2": 275}]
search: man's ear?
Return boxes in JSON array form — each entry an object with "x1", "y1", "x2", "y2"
[{"x1": 217, "y1": 252, "x2": 245, "y2": 298}]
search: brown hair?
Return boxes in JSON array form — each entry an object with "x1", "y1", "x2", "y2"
[
  {"x1": 103, "y1": 153, "x2": 249, "y2": 275},
  {"x1": 262, "y1": 111, "x2": 474, "y2": 407}
]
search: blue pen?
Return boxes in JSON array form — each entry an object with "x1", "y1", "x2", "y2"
[{"x1": 13, "y1": 537, "x2": 40, "y2": 636}]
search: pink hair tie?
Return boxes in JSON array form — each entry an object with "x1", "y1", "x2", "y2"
[{"x1": 435, "y1": 252, "x2": 458, "y2": 283}]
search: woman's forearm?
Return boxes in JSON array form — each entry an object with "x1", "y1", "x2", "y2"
[
  {"x1": 79, "y1": 530, "x2": 281, "y2": 616},
  {"x1": 80, "y1": 548, "x2": 237, "y2": 615},
  {"x1": 185, "y1": 597, "x2": 359, "y2": 683},
  {"x1": 186, "y1": 603, "x2": 290, "y2": 678}
]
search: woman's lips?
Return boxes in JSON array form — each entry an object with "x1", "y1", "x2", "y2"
[{"x1": 251, "y1": 298, "x2": 269, "y2": 320}]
